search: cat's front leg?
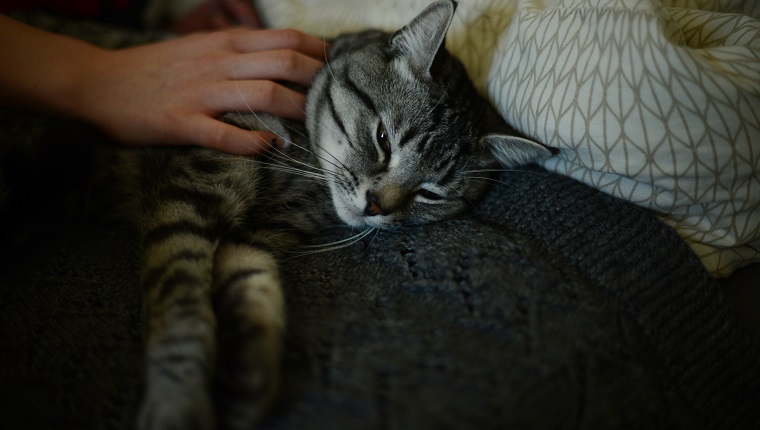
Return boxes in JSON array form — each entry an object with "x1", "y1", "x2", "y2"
[
  {"x1": 212, "y1": 233, "x2": 293, "y2": 430},
  {"x1": 136, "y1": 222, "x2": 220, "y2": 430}
]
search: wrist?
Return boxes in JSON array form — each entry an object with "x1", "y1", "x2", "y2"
[
  {"x1": 48, "y1": 42, "x2": 114, "y2": 128},
  {"x1": 61, "y1": 47, "x2": 119, "y2": 128}
]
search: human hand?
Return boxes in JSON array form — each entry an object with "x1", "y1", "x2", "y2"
[
  {"x1": 77, "y1": 28, "x2": 327, "y2": 155},
  {"x1": 171, "y1": 0, "x2": 262, "y2": 34}
]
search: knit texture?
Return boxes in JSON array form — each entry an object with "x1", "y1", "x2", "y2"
[{"x1": 2, "y1": 159, "x2": 759, "y2": 428}]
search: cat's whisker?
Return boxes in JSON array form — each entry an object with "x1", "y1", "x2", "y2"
[
  {"x1": 308, "y1": 142, "x2": 350, "y2": 174},
  {"x1": 251, "y1": 160, "x2": 336, "y2": 185},
  {"x1": 267, "y1": 161, "x2": 338, "y2": 184},
  {"x1": 428, "y1": 89, "x2": 448, "y2": 115},
  {"x1": 281, "y1": 123, "x2": 307, "y2": 140},
  {"x1": 304, "y1": 122, "x2": 353, "y2": 171},
  {"x1": 258, "y1": 167, "x2": 330, "y2": 184},
  {"x1": 286, "y1": 228, "x2": 376, "y2": 258},
  {"x1": 452, "y1": 187, "x2": 481, "y2": 215},
  {"x1": 298, "y1": 227, "x2": 373, "y2": 249},
  {"x1": 367, "y1": 227, "x2": 382, "y2": 249},
  {"x1": 270, "y1": 150, "x2": 341, "y2": 183},
  {"x1": 271, "y1": 138, "x2": 347, "y2": 175},
  {"x1": 229, "y1": 60, "x2": 308, "y2": 151},
  {"x1": 223, "y1": 146, "x2": 334, "y2": 181},
  {"x1": 217, "y1": 110, "x2": 342, "y2": 182},
  {"x1": 232, "y1": 112, "x2": 347, "y2": 175},
  {"x1": 464, "y1": 168, "x2": 546, "y2": 176},
  {"x1": 467, "y1": 176, "x2": 519, "y2": 192},
  {"x1": 298, "y1": 43, "x2": 357, "y2": 175},
  {"x1": 263, "y1": 146, "x2": 341, "y2": 180},
  {"x1": 322, "y1": 35, "x2": 338, "y2": 83},
  {"x1": 273, "y1": 115, "x2": 350, "y2": 173},
  {"x1": 285, "y1": 92, "x2": 308, "y2": 118}
]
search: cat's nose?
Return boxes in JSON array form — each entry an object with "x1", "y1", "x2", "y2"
[
  {"x1": 364, "y1": 191, "x2": 385, "y2": 216},
  {"x1": 364, "y1": 186, "x2": 405, "y2": 217}
]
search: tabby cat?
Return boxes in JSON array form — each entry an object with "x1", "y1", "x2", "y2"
[{"x1": 113, "y1": 1, "x2": 551, "y2": 428}]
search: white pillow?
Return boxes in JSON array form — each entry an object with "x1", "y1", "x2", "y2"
[{"x1": 256, "y1": 0, "x2": 760, "y2": 277}]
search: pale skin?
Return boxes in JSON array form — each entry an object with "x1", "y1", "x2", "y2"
[{"x1": 0, "y1": 10, "x2": 328, "y2": 155}]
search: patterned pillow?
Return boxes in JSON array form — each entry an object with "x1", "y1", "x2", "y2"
[
  {"x1": 489, "y1": 0, "x2": 760, "y2": 276},
  {"x1": 256, "y1": 0, "x2": 760, "y2": 276}
]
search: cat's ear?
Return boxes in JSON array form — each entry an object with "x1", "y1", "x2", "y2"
[
  {"x1": 390, "y1": 0, "x2": 457, "y2": 76},
  {"x1": 480, "y1": 134, "x2": 553, "y2": 168}
]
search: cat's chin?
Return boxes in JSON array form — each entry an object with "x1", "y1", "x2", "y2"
[
  {"x1": 336, "y1": 210, "x2": 366, "y2": 228},
  {"x1": 335, "y1": 206, "x2": 391, "y2": 229},
  {"x1": 337, "y1": 211, "x2": 396, "y2": 230}
]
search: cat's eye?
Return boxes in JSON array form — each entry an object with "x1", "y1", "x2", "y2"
[
  {"x1": 417, "y1": 188, "x2": 445, "y2": 201},
  {"x1": 376, "y1": 123, "x2": 391, "y2": 155}
]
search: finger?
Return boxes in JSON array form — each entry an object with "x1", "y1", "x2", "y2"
[
  {"x1": 223, "y1": 0, "x2": 262, "y2": 28},
  {"x1": 231, "y1": 29, "x2": 329, "y2": 60},
  {"x1": 207, "y1": 81, "x2": 307, "y2": 120},
  {"x1": 214, "y1": 128, "x2": 282, "y2": 155},
  {"x1": 224, "y1": 50, "x2": 324, "y2": 86},
  {"x1": 193, "y1": 117, "x2": 281, "y2": 155}
]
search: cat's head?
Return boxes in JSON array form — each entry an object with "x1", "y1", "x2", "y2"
[{"x1": 305, "y1": 0, "x2": 551, "y2": 229}]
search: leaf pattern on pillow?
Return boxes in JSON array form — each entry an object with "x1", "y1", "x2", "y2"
[{"x1": 490, "y1": 0, "x2": 760, "y2": 276}]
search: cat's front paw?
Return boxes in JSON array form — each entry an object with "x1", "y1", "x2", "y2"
[
  {"x1": 137, "y1": 382, "x2": 215, "y2": 430},
  {"x1": 215, "y1": 350, "x2": 281, "y2": 430}
]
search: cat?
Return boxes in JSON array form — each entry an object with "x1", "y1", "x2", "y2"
[{"x1": 102, "y1": 1, "x2": 551, "y2": 428}]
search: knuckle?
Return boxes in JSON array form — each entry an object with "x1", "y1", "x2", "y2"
[
  {"x1": 274, "y1": 50, "x2": 300, "y2": 71},
  {"x1": 253, "y1": 81, "x2": 280, "y2": 105},
  {"x1": 278, "y1": 28, "x2": 305, "y2": 49},
  {"x1": 212, "y1": 28, "x2": 246, "y2": 51},
  {"x1": 204, "y1": 123, "x2": 229, "y2": 150},
  {"x1": 209, "y1": 29, "x2": 233, "y2": 46},
  {"x1": 226, "y1": 28, "x2": 251, "y2": 51}
]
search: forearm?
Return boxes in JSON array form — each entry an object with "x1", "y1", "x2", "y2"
[
  {"x1": 0, "y1": 15, "x2": 327, "y2": 154},
  {"x1": 0, "y1": 14, "x2": 106, "y2": 121}
]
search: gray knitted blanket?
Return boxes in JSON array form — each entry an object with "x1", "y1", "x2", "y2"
[
  {"x1": 2, "y1": 152, "x2": 759, "y2": 428},
  {"x1": 1, "y1": 13, "x2": 759, "y2": 430}
]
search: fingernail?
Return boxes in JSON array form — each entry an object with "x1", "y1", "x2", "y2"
[{"x1": 270, "y1": 137, "x2": 291, "y2": 149}]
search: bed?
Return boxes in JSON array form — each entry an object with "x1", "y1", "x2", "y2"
[{"x1": 1, "y1": 3, "x2": 759, "y2": 429}]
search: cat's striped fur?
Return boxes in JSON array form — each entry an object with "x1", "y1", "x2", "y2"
[
  {"x1": 100, "y1": 1, "x2": 550, "y2": 428},
  {"x1": 111, "y1": 143, "x2": 331, "y2": 430}
]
